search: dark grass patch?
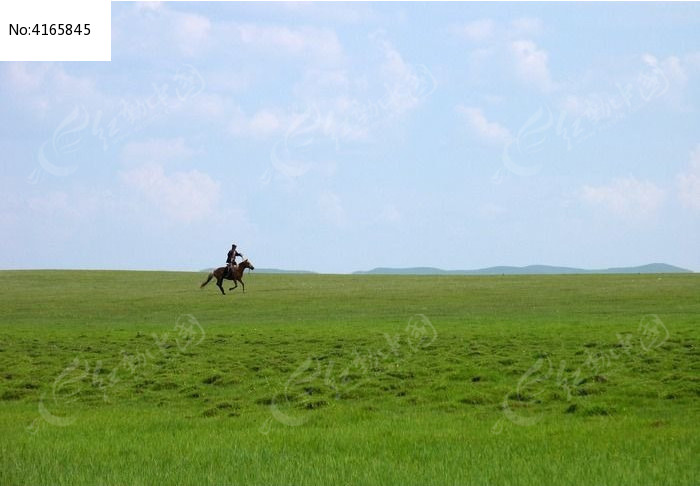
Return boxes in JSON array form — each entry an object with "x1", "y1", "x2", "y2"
[
  {"x1": 303, "y1": 399, "x2": 328, "y2": 410},
  {"x1": 386, "y1": 371, "x2": 415, "y2": 380},
  {"x1": 202, "y1": 374, "x2": 222, "y2": 385},
  {"x1": 380, "y1": 382, "x2": 401, "y2": 391},
  {"x1": 507, "y1": 391, "x2": 532, "y2": 402},
  {"x1": 1, "y1": 389, "x2": 23, "y2": 400},
  {"x1": 459, "y1": 396, "x2": 486, "y2": 405},
  {"x1": 583, "y1": 405, "x2": 611, "y2": 416},
  {"x1": 134, "y1": 380, "x2": 155, "y2": 391},
  {"x1": 202, "y1": 407, "x2": 218, "y2": 417},
  {"x1": 578, "y1": 375, "x2": 608, "y2": 385},
  {"x1": 564, "y1": 403, "x2": 578, "y2": 413},
  {"x1": 150, "y1": 381, "x2": 179, "y2": 391}
]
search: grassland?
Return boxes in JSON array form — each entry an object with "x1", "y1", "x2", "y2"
[{"x1": 0, "y1": 270, "x2": 698, "y2": 485}]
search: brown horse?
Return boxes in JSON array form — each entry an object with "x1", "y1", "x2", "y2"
[{"x1": 200, "y1": 259, "x2": 255, "y2": 295}]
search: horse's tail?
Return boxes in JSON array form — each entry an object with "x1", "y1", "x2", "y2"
[{"x1": 200, "y1": 272, "x2": 214, "y2": 288}]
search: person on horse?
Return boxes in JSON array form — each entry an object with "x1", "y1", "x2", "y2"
[{"x1": 226, "y1": 243, "x2": 243, "y2": 278}]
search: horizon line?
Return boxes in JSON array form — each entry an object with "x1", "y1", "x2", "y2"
[{"x1": 0, "y1": 262, "x2": 695, "y2": 274}]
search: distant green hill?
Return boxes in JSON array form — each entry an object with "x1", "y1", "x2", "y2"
[{"x1": 354, "y1": 263, "x2": 692, "y2": 275}]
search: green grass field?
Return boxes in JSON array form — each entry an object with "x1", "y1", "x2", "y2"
[{"x1": 1, "y1": 270, "x2": 698, "y2": 485}]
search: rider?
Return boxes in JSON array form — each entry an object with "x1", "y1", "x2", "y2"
[{"x1": 226, "y1": 243, "x2": 243, "y2": 278}]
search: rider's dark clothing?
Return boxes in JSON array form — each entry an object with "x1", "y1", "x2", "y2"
[
  {"x1": 226, "y1": 247, "x2": 243, "y2": 277},
  {"x1": 227, "y1": 248, "x2": 242, "y2": 265}
]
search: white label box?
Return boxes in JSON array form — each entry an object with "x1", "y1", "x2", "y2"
[{"x1": 0, "y1": 0, "x2": 110, "y2": 61}]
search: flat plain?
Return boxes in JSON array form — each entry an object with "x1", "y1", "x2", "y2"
[{"x1": 0, "y1": 270, "x2": 698, "y2": 485}]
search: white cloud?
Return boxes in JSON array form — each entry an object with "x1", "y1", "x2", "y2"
[
  {"x1": 121, "y1": 137, "x2": 198, "y2": 164},
  {"x1": 4, "y1": 63, "x2": 48, "y2": 91},
  {"x1": 230, "y1": 103, "x2": 360, "y2": 146},
  {"x1": 641, "y1": 53, "x2": 689, "y2": 109},
  {"x1": 229, "y1": 107, "x2": 291, "y2": 139},
  {"x1": 580, "y1": 177, "x2": 665, "y2": 219},
  {"x1": 293, "y1": 35, "x2": 435, "y2": 140},
  {"x1": 249, "y1": 110, "x2": 284, "y2": 136},
  {"x1": 2, "y1": 63, "x2": 96, "y2": 115},
  {"x1": 234, "y1": 24, "x2": 343, "y2": 63},
  {"x1": 230, "y1": 34, "x2": 434, "y2": 145},
  {"x1": 451, "y1": 19, "x2": 495, "y2": 42},
  {"x1": 278, "y1": 2, "x2": 377, "y2": 24},
  {"x1": 642, "y1": 53, "x2": 686, "y2": 83},
  {"x1": 456, "y1": 105, "x2": 512, "y2": 145},
  {"x1": 116, "y1": 5, "x2": 212, "y2": 58},
  {"x1": 4, "y1": 63, "x2": 93, "y2": 94},
  {"x1": 373, "y1": 33, "x2": 436, "y2": 116},
  {"x1": 121, "y1": 164, "x2": 220, "y2": 223},
  {"x1": 222, "y1": 29, "x2": 435, "y2": 153},
  {"x1": 185, "y1": 93, "x2": 229, "y2": 119},
  {"x1": 677, "y1": 144, "x2": 700, "y2": 211},
  {"x1": 558, "y1": 52, "x2": 694, "y2": 122},
  {"x1": 176, "y1": 13, "x2": 212, "y2": 56},
  {"x1": 452, "y1": 17, "x2": 542, "y2": 43},
  {"x1": 135, "y1": 2, "x2": 163, "y2": 12},
  {"x1": 509, "y1": 40, "x2": 555, "y2": 92}
]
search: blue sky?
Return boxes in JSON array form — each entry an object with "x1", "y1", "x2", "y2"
[{"x1": 2, "y1": 2, "x2": 699, "y2": 273}]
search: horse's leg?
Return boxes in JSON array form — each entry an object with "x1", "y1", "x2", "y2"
[
  {"x1": 216, "y1": 276, "x2": 225, "y2": 295},
  {"x1": 240, "y1": 279, "x2": 245, "y2": 293},
  {"x1": 228, "y1": 281, "x2": 238, "y2": 291}
]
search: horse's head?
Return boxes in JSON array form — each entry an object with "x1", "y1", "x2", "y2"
[{"x1": 241, "y1": 259, "x2": 254, "y2": 271}]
